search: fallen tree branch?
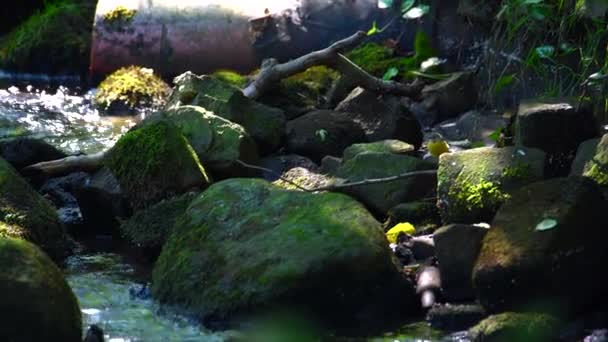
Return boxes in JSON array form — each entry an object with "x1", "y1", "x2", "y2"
[
  {"x1": 243, "y1": 30, "x2": 422, "y2": 99},
  {"x1": 235, "y1": 159, "x2": 437, "y2": 192},
  {"x1": 22, "y1": 152, "x2": 105, "y2": 178}
]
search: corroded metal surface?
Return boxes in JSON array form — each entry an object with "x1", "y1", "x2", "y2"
[{"x1": 90, "y1": 0, "x2": 384, "y2": 79}]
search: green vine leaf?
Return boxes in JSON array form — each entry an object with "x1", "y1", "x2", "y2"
[
  {"x1": 403, "y1": 5, "x2": 430, "y2": 19},
  {"x1": 383, "y1": 67, "x2": 399, "y2": 80}
]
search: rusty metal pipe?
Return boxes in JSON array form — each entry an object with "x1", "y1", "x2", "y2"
[{"x1": 90, "y1": 0, "x2": 386, "y2": 80}]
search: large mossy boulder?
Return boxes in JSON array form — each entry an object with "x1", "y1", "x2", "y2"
[
  {"x1": 0, "y1": 157, "x2": 70, "y2": 260},
  {"x1": 0, "y1": 0, "x2": 96, "y2": 74},
  {"x1": 152, "y1": 178, "x2": 415, "y2": 331},
  {"x1": 161, "y1": 105, "x2": 259, "y2": 176},
  {"x1": 0, "y1": 237, "x2": 81, "y2": 342},
  {"x1": 166, "y1": 72, "x2": 286, "y2": 153},
  {"x1": 95, "y1": 66, "x2": 171, "y2": 113},
  {"x1": 472, "y1": 177, "x2": 608, "y2": 313},
  {"x1": 286, "y1": 110, "x2": 367, "y2": 162},
  {"x1": 104, "y1": 120, "x2": 210, "y2": 209},
  {"x1": 468, "y1": 312, "x2": 560, "y2": 342},
  {"x1": 329, "y1": 152, "x2": 437, "y2": 216},
  {"x1": 335, "y1": 87, "x2": 424, "y2": 149},
  {"x1": 120, "y1": 192, "x2": 196, "y2": 257},
  {"x1": 437, "y1": 146, "x2": 545, "y2": 224},
  {"x1": 570, "y1": 134, "x2": 608, "y2": 193}
]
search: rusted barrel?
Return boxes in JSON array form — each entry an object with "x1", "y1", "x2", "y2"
[{"x1": 90, "y1": 0, "x2": 385, "y2": 80}]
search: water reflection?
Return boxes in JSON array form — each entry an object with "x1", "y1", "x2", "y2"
[{"x1": 0, "y1": 81, "x2": 142, "y2": 154}]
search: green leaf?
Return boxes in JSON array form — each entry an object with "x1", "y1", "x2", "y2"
[
  {"x1": 400, "y1": 0, "x2": 415, "y2": 13},
  {"x1": 488, "y1": 127, "x2": 504, "y2": 142},
  {"x1": 494, "y1": 74, "x2": 516, "y2": 93},
  {"x1": 315, "y1": 129, "x2": 328, "y2": 142},
  {"x1": 535, "y1": 45, "x2": 555, "y2": 59},
  {"x1": 378, "y1": 0, "x2": 394, "y2": 9},
  {"x1": 523, "y1": 0, "x2": 544, "y2": 4},
  {"x1": 383, "y1": 67, "x2": 399, "y2": 80},
  {"x1": 367, "y1": 21, "x2": 379, "y2": 36},
  {"x1": 535, "y1": 218, "x2": 558, "y2": 231},
  {"x1": 403, "y1": 5, "x2": 430, "y2": 19}
]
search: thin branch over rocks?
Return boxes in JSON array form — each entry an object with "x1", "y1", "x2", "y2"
[
  {"x1": 243, "y1": 30, "x2": 423, "y2": 99},
  {"x1": 235, "y1": 159, "x2": 437, "y2": 193}
]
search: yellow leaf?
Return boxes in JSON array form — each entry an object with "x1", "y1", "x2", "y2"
[{"x1": 386, "y1": 222, "x2": 416, "y2": 243}]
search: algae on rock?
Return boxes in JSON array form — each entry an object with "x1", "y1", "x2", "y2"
[
  {"x1": 95, "y1": 66, "x2": 171, "y2": 112},
  {"x1": 0, "y1": 157, "x2": 70, "y2": 261},
  {"x1": 152, "y1": 178, "x2": 415, "y2": 331},
  {"x1": 104, "y1": 120, "x2": 210, "y2": 209},
  {"x1": 0, "y1": 237, "x2": 82, "y2": 341},
  {"x1": 437, "y1": 146, "x2": 545, "y2": 224}
]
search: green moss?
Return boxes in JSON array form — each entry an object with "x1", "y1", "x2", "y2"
[
  {"x1": 346, "y1": 31, "x2": 436, "y2": 78},
  {"x1": 468, "y1": 312, "x2": 560, "y2": 342},
  {"x1": 211, "y1": 70, "x2": 249, "y2": 88},
  {"x1": 0, "y1": 237, "x2": 82, "y2": 341},
  {"x1": 152, "y1": 178, "x2": 405, "y2": 325},
  {"x1": 501, "y1": 163, "x2": 532, "y2": 181},
  {"x1": 0, "y1": 157, "x2": 68, "y2": 260},
  {"x1": 103, "y1": 5, "x2": 137, "y2": 24},
  {"x1": 0, "y1": 0, "x2": 96, "y2": 73},
  {"x1": 450, "y1": 179, "x2": 510, "y2": 213},
  {"x1": 120, "y1": 192, "x2": 196, "y2": 252},
  {"x1": 104, "y1": 121, "x2": 210, "y2": 209},
  {"x1": 96, "y1": 66, "x2": 171, "y2": 110}
]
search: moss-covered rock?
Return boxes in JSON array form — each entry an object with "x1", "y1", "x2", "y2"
[
  {"x1": 0, "y1": 157, "x2": 70, "y2": 260},
  {"x1": 152, "y1": 178, "x2": 415, "y2": 331},
  {"x1": 468, "y1": 312, "x2": 560, "y2": 342},
  {"x1": 211, "y1": 70, "x2": 249, "y2": 88},
  {"x1": 166, "y1": 72, "x2": 286, "y2": 153},
  {"x1": 104, "y1": 120, "x2": 210, "y2": 209},
  {"x1": 120, "y1": 192, "x2": 196, "y2": 255},
  {"x1": 343, "y1": 140, "x2": 415, "y2": 162},
  {"x1": 473, "y1": 177, "x2": 608, "y2": 313},
  {"x1": 0, "y1": 0, "x2": 96, "y2": 74},
  {"x1": 437, "y1": 146, "x2": 545, "y2": 224},
  {"x1": 570, "y1": 134, "x2": 608, "y2": 189},
  {"x1": 0, "y1": 237, "x2": 81, "y2": 341},
  {"x1": 259, "y1": 66, "x2": 339, "y2": 119},
  {"x1": 95, "y1": 66, "x2": 171, "y2": 113},
  {"x1": 161, "y1": 106, "x2": 258, "y2": 176},
  {"x1": 329, "y1": 152, "x2": 437, "y2": 216}
]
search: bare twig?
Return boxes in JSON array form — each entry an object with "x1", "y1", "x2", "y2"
[
  {"x1": 22, "y1": 152, "x2": 105, "y2": 178},
  {"x1": 243, "y1": 30, "x2": 422, "y2": 99},
  {"x1": 235, "y1": 159, "x2": 437, "y2": 192}
]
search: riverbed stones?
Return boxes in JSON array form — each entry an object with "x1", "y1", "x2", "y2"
[
  {"x1": 570, "y1": 135, "x2": 608, "y2": 191},
  {"x1": 152, "y1": 178, "x2": 415, "y2": 331},
  {"x1": 161, "y1": 105, "x2": 259, "y2": 177},
  {"x1": 0, "y1": 237, "x2": 81, "y2": 342},
  {"x1": 468, "y1": 312, "x2": 560, "y2": 342},
  {"x1": 437, "y1": 146, "x2": 545, "y2": 224},
  {"x1": 104, "y1": 120, "x2": 210, "y2": 209},
  {"x1": 472, "y1": 177, "x2": 608, "y2": 313},
  {"x1": 166, "y1": 72, "x2": 286, "y2": 153},
  {"x1": 286, "y1": 110, "x2": 367, "y2": 162},
  {"x1": 329, "y1": 152, "x2": 437, "y2": 216},
  {"x1": 0, "y1": 157, "x2": 70, "y2": 260},
  {"x1": 342, "y1": 139, "x2": 415, "y2": 162},
  {"x1": 434, "y1": 224, "x2": 488, "y2": 301},
  {"x1": 335, "y1": 87, "x2": 423, "y2": 149},
  {"x1": 515, "y1": 100, "x2": 597, "y2": 175}
]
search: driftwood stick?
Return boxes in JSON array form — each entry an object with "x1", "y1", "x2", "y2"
[
  {"x1": 235, "y1": 159, "x2": 437, "y2": 192},
  {"x1": 22, "y1": 152, "x2": 105, "y2": 178},
  {"x1": 243, "y1": 30, "x2": 422, "y2": 99}
]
